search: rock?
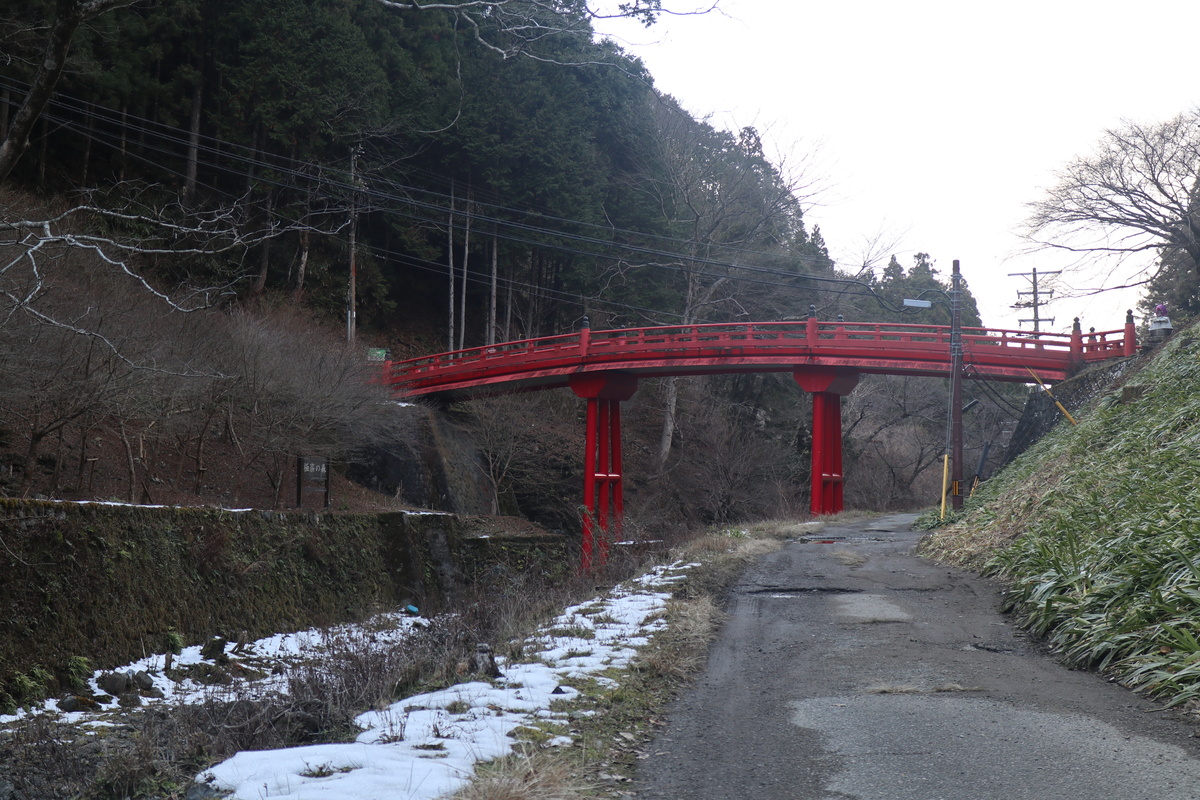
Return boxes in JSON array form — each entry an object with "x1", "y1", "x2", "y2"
[
  {"x1": 97, "y1": 671, "x2": 132, "y2": 695},
  {"x1": 468, "y1": 643, "x2": 503, "y2": 678},
  {"x1": 132, "y1": 670, "x2": 154, "y2": 690},
  {"x1": 200, "y1": 636, "x2": 227, "y2": 662},
  {"x1": 117, "y1": 692, "x2": 142, "y2": 708},
  {"x1": 184, "y1": 781, "x2": 227, "y2": 800},
  {"x1": 59, "y1": 695, "x2": 100, "y2": 713}
]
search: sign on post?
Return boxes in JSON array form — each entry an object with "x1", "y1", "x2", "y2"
[{"x1": 295, "y1": 456, "x2": 331, "y2": 508}]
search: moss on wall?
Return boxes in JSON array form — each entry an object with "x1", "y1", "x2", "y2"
[{"x1": 0, "y1": 501, "x2": 568, "y2": 705}]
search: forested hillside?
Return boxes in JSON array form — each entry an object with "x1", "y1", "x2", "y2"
[{"x1": 0, "y1": 0, "x2": 1012, "y2": 523}]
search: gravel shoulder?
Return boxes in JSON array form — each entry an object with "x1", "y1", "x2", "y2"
[{"x1": 633, "y1": 513, "x2": 1200, "y2": 800}]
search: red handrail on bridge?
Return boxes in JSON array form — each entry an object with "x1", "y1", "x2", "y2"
[{"x1": 385, "y1": 319, "x2": 1135, "y2": 398}]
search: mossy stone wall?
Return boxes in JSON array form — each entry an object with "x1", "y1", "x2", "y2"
[{"x1": 0, "y1": 500, "x2": 567, "y2": 703}]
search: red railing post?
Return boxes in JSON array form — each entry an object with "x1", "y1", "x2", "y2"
[
  {"x1": 1070, "y1": 317, "x2": 1083, "y2": 359},
  {"x1": 579, "y1": 315, "x2": 590, "y2": 359},
  {"x1": 1124, "y1": 309, "x2": 1137, "y2": 356}
]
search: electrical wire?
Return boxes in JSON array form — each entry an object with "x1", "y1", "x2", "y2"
[{"x1": 3, "y1": 76, "x2": 928, "y2": 318}]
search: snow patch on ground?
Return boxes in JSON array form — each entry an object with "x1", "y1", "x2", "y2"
[
  {"x1": 197, "y1": 562, "x2": 691, "y2": 799},
  {"x1": 2, "y1": 559, "x2": 694, "y2": 800}
]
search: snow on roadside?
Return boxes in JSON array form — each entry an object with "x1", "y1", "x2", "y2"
[
  {"x1": 2, "y1": 558, "x2": 695, "y2": 798},
  {"x1": 0, "y1": 612, "x2": 430, "y2": 725},
  {"x1": 196, "y1": 561, "x2": 694, "y2": 799}
]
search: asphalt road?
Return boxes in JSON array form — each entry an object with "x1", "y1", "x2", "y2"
[{"x1": 633, "y1": 513, "x2": 1200, "y2": 799}]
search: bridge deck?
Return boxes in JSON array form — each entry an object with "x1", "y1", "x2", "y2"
[{"x1": 387, "y1": 320, "x2": 1133, "y2": 399}]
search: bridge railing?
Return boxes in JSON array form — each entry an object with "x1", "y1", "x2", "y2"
[{"x1": 386, "y1": 320, "x2": 1133, "y2": 392}]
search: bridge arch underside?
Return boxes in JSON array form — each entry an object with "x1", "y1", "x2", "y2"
[
  {"x1": 416, "y1": 360, "x2": 1042, "y2": 566},
  {"x1": 403, "y1": 355, "x2": 1057, "y2": 402}
]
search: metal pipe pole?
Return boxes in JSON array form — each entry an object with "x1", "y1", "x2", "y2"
[{"x1": 950, "y1": 259, "x2": 964, "y2": 510}]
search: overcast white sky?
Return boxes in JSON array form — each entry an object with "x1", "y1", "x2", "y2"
[{"x1": 597, "y1": 0, "x2": 1200, "y2": 332}]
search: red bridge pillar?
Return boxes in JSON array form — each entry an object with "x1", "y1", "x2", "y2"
[
  {"x1": 569, "y1": 372, "x2": 638, "y2": 569},
  {"x1": 794, "y1": 367, "x2": 859, "y2": 516}
]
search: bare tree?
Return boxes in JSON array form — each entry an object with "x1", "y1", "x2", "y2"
[
  {"x1": 1024, "y1": 111, "x2": 1200, "y2": 296},
  {"x1": 372, "y1": 0, "x2": 715, "y2": 62},
  {"x1": 673, "y1": 390, "x2": 791, "y2": 524},
  {"x1": 216, "y1": 309, "x2": 399, "y2": 507},
  {"x1": 0, "y1": 189, "x2": 297, "y2": 357},
  {"x1": 0, "y1": 0, "x2": 138, "y2": 181},
  {"x1": 623, "y1": 107, "x2": 814, "y2": 469}
]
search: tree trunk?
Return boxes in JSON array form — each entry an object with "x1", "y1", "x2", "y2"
[
  {"x1": 50, "y1": 427, "x2": 65, "y2": 494},
  {"x1": 36, "y1": 117, "x2": 48, "y2": 189},
  {"x1": 504, "y1": 252, "x2": 515, "y2": 342},
  {"x1": 182, "y1": 59, "x2": 204, "y2": 202},
  {"x1": 459, "y1": 194, "x2": 472, "y2": 350},
  {"x1": 347, "y1": 146, "x2": 358, "y2": 344},
  {"x1": 448, "y1": 183, "x2": 456, "y2": 351},
  {"x1": 79, "y1": 111, "x2": 93, "y2": 186},
  {"x1": 292, "y1": 227, "x2": 310, "y2": 300},
  {"x1": 489, "y1": 232, "x2": 498, "y2": 345},
  {"x1": 0, "y1": 87, "x2": 9, "y2": 141},
  {"x1": 118, "y1": 421, "x2": 138, "y2": 504},
  {"x1": 19, "y1": 425, "x2": 46, "y2": 496},
  {"x1": 112, "y1": 104, "x2": 126, "y2": 181},
  {"x1": 252, "y1": 193, "x2": 274, "y2": 295},
  {"x1": 657, "y1": 377, "x2": 679, "y2": 472},
  {"x1": 0, "y1": 8, "x2": 85, "y2": 182}
]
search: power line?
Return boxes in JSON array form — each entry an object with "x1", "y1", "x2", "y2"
[{"x1": 5, "y1": 77, "x2": 931, "y2": 318}]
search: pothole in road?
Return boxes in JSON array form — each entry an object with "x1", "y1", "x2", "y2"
[
  {"x1": 799, "y1": 536, "x2": 893, "y2": 543},
  {"x1": 742, "y1": 587, "x2": 863, "y2": 596}
]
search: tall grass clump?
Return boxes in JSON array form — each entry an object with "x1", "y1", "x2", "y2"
[{"x1": 923, "y1": 330, "x2": 1200, "y2": 706}]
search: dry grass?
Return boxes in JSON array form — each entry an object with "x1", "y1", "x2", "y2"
[
  {"x1": 675, "y1": 528, "x2": 789, "y2": 561},
  {"x1": 864, "y1": 683, "x2": 983, "y2": 695},
  {"x1": 744, "y1": 519, "x2": 825, "y2": 540},
  {"x1": 449, "y1": 748, "x2": 591, "y2": 800},
  {"x1": 832, "y1": 549, "x2": 867, "y2": 567},
  {"x1": 864, "y1": 684, "x2": 922, "y2": 694},
  {"x1": 918, "y1": 448, "x2": 1076, "y2": 568},
  {"x1": 0, "y1": 557, "x2": 631, "y2": 799},
  {"x1": 635, "y1": 595, "x2": 723, "y2": 680}
]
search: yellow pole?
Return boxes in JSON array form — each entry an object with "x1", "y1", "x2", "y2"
[
  {"x1": 1026, "y1": 368, "x2": 1078, "y2": 425},
  {"x1": 940, "y1": 453, "x2": 950, "y2": 519}
]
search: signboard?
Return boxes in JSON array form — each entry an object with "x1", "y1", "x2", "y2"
[{"x1": 295, "y1": 455, "x2": 331, "y2": 508}]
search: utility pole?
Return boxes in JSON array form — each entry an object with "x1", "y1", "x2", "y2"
[
  {"x1": 949, "y1": 259, "x2": 964, "y2": 512},
  {"x1": 1008, "y1": 267, "x2": 1060, "y2": 332},
  {"x1": 346, "y1": 144, "x2": 362, "y2": 345}
]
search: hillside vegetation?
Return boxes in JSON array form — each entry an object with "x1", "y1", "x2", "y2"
[
  {"x1": 920, "y1": 326, "x2": 1200, "y2": 707},
  {"x1": 0, "y1": 0, "x2": 1016, "y2": 523}
]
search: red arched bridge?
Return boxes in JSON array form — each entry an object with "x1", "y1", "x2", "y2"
[{"x1": 385, "y1": 313, "x2": 1136, "y2": 567}]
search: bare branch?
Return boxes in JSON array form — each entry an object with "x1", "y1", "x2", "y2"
[
  {"x1": 0, "y1": 0, "x2": 139, "y2": 181},
  {"x1": 0, "y1": 188, "x2": 338, "y2": 370},
  {"x1": 1023, "y1": 111, "x2": 1200, "y2": 297},
  {"x1": 372, "y1": 0, "x2": 715, "y2": 62}
]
